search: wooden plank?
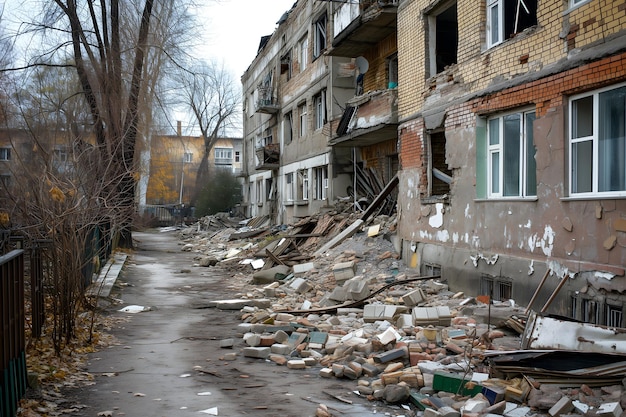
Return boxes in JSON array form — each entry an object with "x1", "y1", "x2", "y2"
[{"x1": 361, "y1": 173, "x2": 399, "y2": 222}]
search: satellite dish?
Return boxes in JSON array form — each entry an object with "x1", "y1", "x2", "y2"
[{"x1": 355, "y1": 56, "x2": 369, "y2": 74}]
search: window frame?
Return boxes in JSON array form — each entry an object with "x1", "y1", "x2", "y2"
[
  {"x1": 298, "y1": 169, "x2": 309, "y2": 201},
  {"x1": 313, "y1": 13, "x2": 327, "y2": 59},
  {"x1": 214, "y1": 147, "x2": 233, "y2": 161},
  {"x1": 314, "y1": 90, "x2": 326, "y2": 130},
  {"x1": 0, "y1": 147, "x2": 10, "y2": 161},
  {"x1": 298, "y1": 102, "x2": 307, "y2": 138},
  {"x1": 486, "y1": 0, "x2": 537, "y2": 48},
  {"x1": 314, "y1": 166, "x2": 328, "y2": 200},
  {"x1": 285, "y1": 172, "x2": 295, "y2": 202},
  {"x1": 299, "y1": 35, "x2": 309, "y2": 72},
  {"x1": 486, "y1": 109, "x2": 537, "y2": 199},
  {"x1": 183, "y1": 151, "x2": 193, "y2": 163},
  {"x1": 284, "y1": 111, "x2": 294, "y2": 144},
  {"x1": 568, "y1": 83, "x2": 626, "y2": 198}
]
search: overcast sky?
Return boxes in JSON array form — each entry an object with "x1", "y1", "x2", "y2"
[{"x1": 195, "y1": 0, "x2": 295, "y2": 78}]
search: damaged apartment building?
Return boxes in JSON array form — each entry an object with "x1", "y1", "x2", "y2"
[
  {"x1": 396, "y1": 0, "x2": 626, "y2": 323},
  {"x1": 241, "y1": 0, "x2": 400, "y2": 224},
  {"x1": 242, "y1": 0, "x2": 626, "y2": 324}
]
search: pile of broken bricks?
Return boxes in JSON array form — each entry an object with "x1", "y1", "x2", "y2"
[{"x1": 180, "y1": 217, "x2": 626, "y2": 417}]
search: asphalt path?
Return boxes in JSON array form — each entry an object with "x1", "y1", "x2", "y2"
[{"x1": 64, "y1": 229, "x2": 406, "y2": 417}]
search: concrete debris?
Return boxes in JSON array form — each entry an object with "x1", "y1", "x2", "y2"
[{"x1": 177, "y1": 212, "x2": 626, "y2": 416}]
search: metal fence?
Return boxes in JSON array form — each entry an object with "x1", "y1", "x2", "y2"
[{"x1": 0, "y1": 250, "x2": 27, "y2": 417}]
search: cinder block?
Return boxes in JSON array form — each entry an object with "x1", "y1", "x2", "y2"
[
  {"x1": 364, "y1": 304, "x2": 398, "y2": 322},
  {"x1": 373, "y1": 346, "x2": 408, "y2": 363},
  {"x1": 329, "y1": 286, "x2": 348, "y2": 301},
  {"x1": 242, "y1": 347, "x2": 270, "y2": 359},
  {"x1": 293, "y1": 262, "x2": 315, "y2": 274},
  {"x1": 463, "y1": 397, "x2": 490, "y2": 413},
  {"x1": 270, "y1": 343, "x2": 292, "y2": 355},
  {"x1": 219, "y1": 338, "x2": 235, "y2": 348},
  {"x1": 396, "y1": 313, "x2": 414, "y2": 328},
  {"x1": 402, "y1": 288, "x2": 427, "y2": 306},
  {"x1": 332, "y1": 261, "x2": 356, "y2": 284},
  {"x1": 377, "y1": 327, "x2": 401, "y2": 345},
  {"x1": 346, "y1": 278, "x2": 370, "y2": 301},
  {"x1": 287, "y1": 359, "x2": 306, "y2": 369},
  {"x1": 549, "y1": 397, "x2": 574, "y2": 417}
]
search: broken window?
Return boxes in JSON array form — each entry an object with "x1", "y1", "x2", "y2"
[
  {"x1": 387, "y1": 53, "x2": 398, "y2": 88},
  {"x1": 428, "y1": 131, "x2": 452, "y2": 198},
  {"x1": 313, "y1": 13, "x2": 327, "y2": 59},
  {"x1": 284, "y1": 111, "x2": 293, "y2": 144},
  {"x1": 256, "y1": 180, "x2": 263, "y2": 204},
  {"x1": 297, "y1": 169, "x2": 309, "y2": 201},
  {"x1": 581, "y1": 298, "x2": 599, "y2": 324},
  {"x1": 299, "y1": 102, "x2": 307, "y2": 138},
  {"x1": 427, "y1": 1, "x2": 458, "y2": 76},
  {"x1": 486, "y1": 110, "x2": 536, "y2": 198},
  {"x1": 314, "y1": 90, "x2": 326, "y2": 130},
  {"x1": 299, "y1": 35, "x2": 309, "y2": 72},
  {"x1": 314, "y1": 166, "x2": 328, "y2": 200},
  {"x1": 281, "y1": 49, "x2": 292, "y2": 80},
  {"x1": 265, "y1": 178, "x2": 274, "y2": 201},
  {"x1": 569, "y1": 83, "x2": 626, "y2": 197},
  {"x1": 0, "y1": 147, "x2": 11, "y2": 161},
  {"x1": 487, "y1": 0, "x2": 538, "y2": 48}
]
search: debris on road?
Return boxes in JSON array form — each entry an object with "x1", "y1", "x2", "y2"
[{"x1": 177, "y1": 210, "x2": 626, "y2": 416}]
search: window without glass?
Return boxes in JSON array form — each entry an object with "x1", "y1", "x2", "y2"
[
  {"x1": 427, "y1": 1, "x2": 458, "y2": 76},
  {"x1": 299, "y1": 103, "x2": 307, "y2": 138},
  {"x1": 297, "y1": 169, "x2": 309, "y2": 201},
  {"x1": 314, "y1": 90, "x2": 326, "y2": 130},
  {"x1": 313, "y1": 14, "x2": 327, "y2": 59},
  {"x1": 486, "y1": 110, "x2": 536, "y2": 198},
  {"x1": 281, "y1": 49, "x2": 292, "y2": 80},
  {"x1": 314, "y1": 166, "x2": 328, "y2": 200},
  {"x1": 388, "y1": 53, "x2": 398, "y2": 88},
  {"x1": 285, "y1": 111, "x2": 294, "y2": 144},
  {"x1": 487, "y1": 0, "x2": 537, "y2": 48},
  {"x1": 569, "y1": 83, "x2": 626, "y2": 197},
  {"x1": 299, "y1": 35, "x2": 308, "y2": 72},
  {"x1": 428, "y1": 132, "x2": 452, "y2": 197}
]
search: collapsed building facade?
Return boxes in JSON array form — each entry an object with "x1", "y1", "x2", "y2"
[{"x1": 241, "y1": 0, "x2": 626, "y2": 324}]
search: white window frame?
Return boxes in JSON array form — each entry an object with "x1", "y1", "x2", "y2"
[
  {"x1": 568, "y1": 83, "x2": 626, "y2": 198},
  {"x1": 314, "y1": 166, "x2": 328, "y2": 200},
  {"x1": 214, "y1": 147, "x2": 233, "y2": 160},
  {"x1": 298, "y1": 169, "x2": 309, "y2": 201},
  {"x1": 487, "y1": 109, "x2": 536, "y2": 198},
  {"x1": 256, "y1": 180, "x2": 263, "y2": 204},
  {"x1": 285, "y1": 172, "x2": 295, "y2": 202},
  {"x1": 486, "y1": 0, "x2": 503, "y2": 47},
  {"x1": 299, "y1": 103, "x2": 307, "y2": 138},
  {"x1": 313, "y1": 14, "x2": 327, "y2": 59},
  {"x1": 314, "y1": 90, "x2": 326, "y2": 130},
  {"x1": 300, "y1": 35, "x2": 308, "y2": 72},
  {"x1": 487, "y1": 0, "x2": 537, "y2": 48},
  {"x1": 0, "y1": 148, "x2": 10, "y2": 161}
]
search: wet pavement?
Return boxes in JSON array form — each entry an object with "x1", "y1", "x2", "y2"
[{"x1": 66, "y1": 229, "x2": 405, "y2": 417}]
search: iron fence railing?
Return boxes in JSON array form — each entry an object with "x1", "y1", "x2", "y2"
[{"x1": 0, "y1": 249, "x2": 27, "y2": 417}]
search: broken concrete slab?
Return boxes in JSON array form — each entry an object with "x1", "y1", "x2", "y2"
[{"x1": 207, "y1": 298, "x2": 272, "y2": 310}]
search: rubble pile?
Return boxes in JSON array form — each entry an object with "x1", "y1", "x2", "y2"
[{"x1": 177, "y1": 212, "x2": 626, "y2": 417}]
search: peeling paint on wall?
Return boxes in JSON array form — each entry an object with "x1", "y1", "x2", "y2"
[
  {"x1": 541, "y1": 225, "x2": 555, "y2": 256},
  {"x1": 429, "y1": 202, "x2": 444, "y2": 228},
  {"x1": 547, "y1": 260, "x2": 576, "y2": 280},
  {"x1": 528, "y1": 260, "x2": 535, "y2": 275},
  {"x1": 470, "y1": 253, "x2": 499, "y2": 267},
  {"x1": 465, "y1": 204, "x2": 470, "y2": 218}
]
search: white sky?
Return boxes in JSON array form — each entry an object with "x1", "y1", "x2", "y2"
[{"x1": 194, "y1": 0, "x2": 295, "y2": 78}]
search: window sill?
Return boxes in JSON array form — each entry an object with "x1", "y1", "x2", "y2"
[
  {"x1": 561, "y1": 195, "x2": 626, "y2": 202},
  {"x1": 474, "y1": 197, "x2": 538, "y2": 202},
  {"x1": 295, "y1": 200, "x2": 309, "y2": 206},
  {"x1": 421, "y1": 196, "x2": 449, "y2": 205},
  {"x1": 284, "y1": 201, "x2": 294, "y2": 206}
]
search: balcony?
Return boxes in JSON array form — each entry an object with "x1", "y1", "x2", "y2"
[
  {"x1": 327, "y1": 0, "x2": 398, "y2": 58},
  {"x1": 256, "y1": 97, "x2": 280, "y2": 114},
  {"x1": 255, "y1": 143, "x2": 280, "y2": 170},
  {"x1": 330, "y1": 89, "x2": 398, "y2": 147}
]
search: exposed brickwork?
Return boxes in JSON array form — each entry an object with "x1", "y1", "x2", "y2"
[
  {"x1": 398, "y1": 0, "x2": 626, "y2": 119},
  {"x1": 471, "y1": 52, "x2": 626, "y2": 118}
]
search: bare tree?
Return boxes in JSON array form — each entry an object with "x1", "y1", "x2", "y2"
[{"x1": 177, "y1": 60, "x2": 241, "y2": 204}]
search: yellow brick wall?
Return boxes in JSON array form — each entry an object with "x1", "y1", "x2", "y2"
[{"x1": 398, "y1": 0, "x2": 626, "y2": 119}]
